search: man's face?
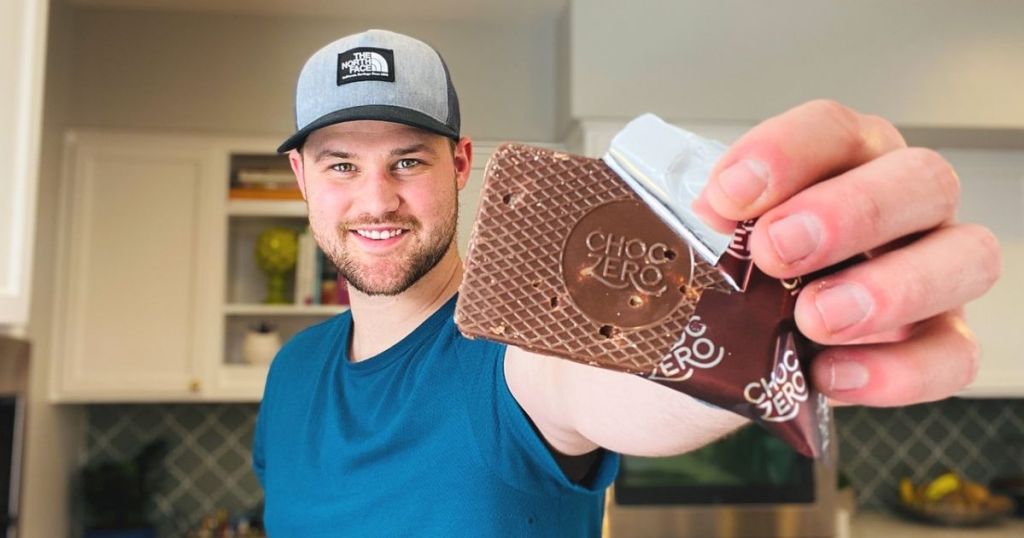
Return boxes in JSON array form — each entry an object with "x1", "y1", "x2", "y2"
[{"x1": 289, "y1": 121, "x2": 472, "y2": 296}]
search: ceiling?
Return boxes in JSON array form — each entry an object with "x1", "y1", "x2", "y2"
[{"x1": 68, "y1": 0, "x2": 568, "y2": 23}]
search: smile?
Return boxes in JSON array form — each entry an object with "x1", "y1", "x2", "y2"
[{"x1": 353, "y1": 228, "x2": 407, "y2": 240}]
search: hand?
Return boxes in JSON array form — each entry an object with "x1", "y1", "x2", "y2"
[{"x1": 695, "y1": 100, "x2": 1001, "y2": 407}]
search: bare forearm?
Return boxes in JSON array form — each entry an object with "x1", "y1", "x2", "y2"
[
  {"x1": 559, "y1": 356, "x2": 746, "y2": 456},
  {"x1": 506, "y1": 347, "x2": 748, "y2": 457}
]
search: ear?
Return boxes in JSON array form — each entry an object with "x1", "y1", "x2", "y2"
[
  {"x1": 453, "y1": 137, "x2": 473, "y2": 191},
  {"x1": 288, "y1": 149, "x2": 308, "y2": 199}
]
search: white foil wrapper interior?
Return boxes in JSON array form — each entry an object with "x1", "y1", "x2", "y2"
[{"x1": 603, "y1": 114, "x2": 736, "y2": 287}]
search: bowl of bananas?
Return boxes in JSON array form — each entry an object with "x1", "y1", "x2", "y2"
[{"x1": 896, "y1": 472, "x2": 1015, "y2": 526}]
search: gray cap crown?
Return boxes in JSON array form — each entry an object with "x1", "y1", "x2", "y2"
[{"x1": 277, "y1": 29, "x2": 460, "y2": 153}]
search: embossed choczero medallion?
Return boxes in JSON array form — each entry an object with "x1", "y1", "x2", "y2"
[{"x1": 561, "y1": 200, "x2": 694, "y2": 329}]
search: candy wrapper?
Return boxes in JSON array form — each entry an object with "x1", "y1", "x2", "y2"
[{"x1": 455, "y1": 115, "x2": 832, "y2": 458}]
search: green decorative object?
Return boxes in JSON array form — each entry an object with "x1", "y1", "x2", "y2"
[
  {"x1": 80, "y1": 439, "x2": 167, "y2": 535},
  {"x1": 255, "y1": 227, "x2": 298, "y2": 304}
]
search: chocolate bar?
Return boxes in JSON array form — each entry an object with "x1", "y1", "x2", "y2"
[{"x1": 455, "y1": 143, "x2": 831, "y2": 459}]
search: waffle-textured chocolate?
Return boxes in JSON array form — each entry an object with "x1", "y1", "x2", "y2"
[
  {"x1": 456, "y1": 143, "x2": 733, "y2": 374},
  {"x1": 455, "y1": 143, "x2": 833, "y2": 459}
]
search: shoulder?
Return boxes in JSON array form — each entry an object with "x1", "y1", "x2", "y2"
[
  {"x1": 296, "y1": 311, "x2": 344, "y2": 342},
  {"x1": 283, "y1": 313, "x2": 344, "y2": 356},
  {"x1": 266, "y1": 312, "x2": 346, "y2": 382},
  {"x1": 447, "y1": 317, "x2": 510, "y2": 373}
]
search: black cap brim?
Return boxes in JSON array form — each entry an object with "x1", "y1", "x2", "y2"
[{"x1": 277, "y1": 104, "x2": 460, "y2": 153}]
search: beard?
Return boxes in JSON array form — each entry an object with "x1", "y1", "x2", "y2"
[{"x1": 311, "y1": 198, "x2": 458, "y2": 297}]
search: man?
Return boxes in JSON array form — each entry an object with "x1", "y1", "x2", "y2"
[{"x1": 253, "y1": 29, "x2": 1000, "y2": 535}]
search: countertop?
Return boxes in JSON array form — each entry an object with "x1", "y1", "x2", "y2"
[{"x1": 848, "y1": 511, "x2": 1024, "y2": 538}]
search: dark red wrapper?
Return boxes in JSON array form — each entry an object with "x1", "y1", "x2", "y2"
[
  {"x1": 648, "y1": 228, "x2": 830, "y2": 457},
  {"x1": 455, "y1": 144, "x2": 833, "y2": 458}
]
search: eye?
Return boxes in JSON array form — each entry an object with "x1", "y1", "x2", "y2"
[
  {"x1": 330, "y1": 162, "x2": 355, "y2": 173},
  {"x1": 395, "y1": 158, "x2": 421, "y2": 170}
]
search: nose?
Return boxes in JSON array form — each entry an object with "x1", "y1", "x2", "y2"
[{"x1": 356, "y1": 167, "x2": 401, "y2": 216}]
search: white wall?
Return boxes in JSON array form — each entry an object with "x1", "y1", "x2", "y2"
[
  {"x1": 0, "y1": 0, "x2": 48, "y2": 326},
  {"x1": 22, "y1": 1, "x2": 87, "y2": 536},
  {"x1": 69, "y1": 7, "x2": 560, "y2": 142},
  {"x1": 555, "y1": 5, "x2": 573, "y2": 138},
  {"x1": 571, "y1": 0, "x2": 1024, "y2": 128}
]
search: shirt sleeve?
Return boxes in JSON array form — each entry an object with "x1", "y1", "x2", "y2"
[
  {"x1": 455, "y1": 335, "x2": 620, "y2": 497},
  {"x1": 252, "y1": 358, "x2": 278, "y2": 488},
  {"x1": 252, "y1": 400, "x2": 267, "y2": 487}
]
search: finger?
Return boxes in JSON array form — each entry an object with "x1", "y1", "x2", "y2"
[
  {"x1": 844, "y1": 324, "x2": 913, "y2": 346},
  {"x1": 701, "y1": 100, "x2": 906, "y2": 221},
  {"x1": 691, "y1": 194, "x2": 736, "y2": 234},
  {"x1": 794, "y1": 223, "x2": 1001, "y2": 344},
  {"x1": 811, "y1": 311, "x2": 979, "y2": 406},
  {"x1": 749, "y1": 147, "x2": 961, "y2": 277}
]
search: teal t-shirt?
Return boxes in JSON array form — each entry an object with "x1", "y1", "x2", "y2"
[{"x1": 252, "y1": 295, "x2": 619, "y2": 536}]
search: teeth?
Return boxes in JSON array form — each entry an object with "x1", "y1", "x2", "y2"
[{"x1": 356, "y1": 229, "x2": 404, "y2": 240}]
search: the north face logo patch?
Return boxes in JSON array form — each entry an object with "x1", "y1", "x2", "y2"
[{"x1": 337, "y1": 47, "x2": 395, "y2": 85}]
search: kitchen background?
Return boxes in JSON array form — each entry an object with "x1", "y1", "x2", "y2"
[
  {"x1": 2, "y1": 0, "x2": 1022, "y2": 536},
  {"x1": 81, "y1": 399, "x2": 1024, "y2": 536}
]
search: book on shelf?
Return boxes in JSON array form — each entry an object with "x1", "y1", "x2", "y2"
[
  {"x1": 312, "y1": 248, "x2": 323, "y2": 305},
  {"x1": 294, "y1": 227, "x2": 316, "y2": 306},
  {"x1": 292, "y1": 230, "x2": 350, "y2": 307},
  {"x1": 236, "y1": 168, "x2": 295, "y2": 188},
  {"x1": 317, "y1": 254, "x2": 351, "y2": 307},
  {"x1": 228, "y1": 187, "x2": 304, "y2": 200}
]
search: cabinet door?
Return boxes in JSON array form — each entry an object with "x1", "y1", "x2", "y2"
[
  {"x1": 943, "y1": 149, "x2": 1024, "y2": 397},
  {"x1": 457, "y1": 144, "x2": 496, "y2": 256},
  {"x1": 51, "y1": 134, "x2": 217, "y2": 400},
  {"x1": 0, "y1": 0, "x2": 47, "y2": 326},
  {"x1": 962, "y1": 243, "x2": 1024, "y2": 396}
]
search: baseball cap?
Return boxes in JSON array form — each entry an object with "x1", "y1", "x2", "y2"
[{"x1": 277, "y1": 29, "x2": 461, "y2": 153}]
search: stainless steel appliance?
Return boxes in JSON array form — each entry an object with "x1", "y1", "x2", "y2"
[
  {"x1": 605, "y1": 423, "x2": 838, "y2": 538},
  {"x1": 0, "y1": 335, "x2": 28, "y2": 538}
]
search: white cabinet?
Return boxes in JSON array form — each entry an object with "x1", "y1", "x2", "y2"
[
  {"x1": 50, "y1": 132, "x2": 354, "y2": 401},
  {"x1": 0, "y1": 0, "x2": 47, "y2": 327},
  {"x1": 206, "y1": 145, "x2": 346, "y2": 401},
  {"x1": 942, "y1": 149, "x2": 1024, "y2": 397},
  {"x1": 50, "y1": 132, "x2": 222, "y2": 400},
  {"x1": 49, "y1": 133, "x2": 503, "y2": 402},
  {"x1": 960, "y1": 243, "x2": 1024, "y2": 397},
  {"x1": 458, "y1": 143, "x2": 496, "y2": 255}
]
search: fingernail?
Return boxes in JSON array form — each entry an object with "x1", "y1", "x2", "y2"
[
  {"x1": 829, "y1": 357, "x2": 870, "y2": 391},
  {"x1": 717, "y1": 159, "x2": 769, "y2": 208},
  {"x1": 768, "y1": 213, "x2": 822, "y2": 264},
  {"x1": 815, "y1": 282, "x2": 873, "y2": 333}
]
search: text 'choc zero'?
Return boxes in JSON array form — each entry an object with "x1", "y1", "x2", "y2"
[{"x1": 456, "y1": 114, "x2": 833, "y2": 459}]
